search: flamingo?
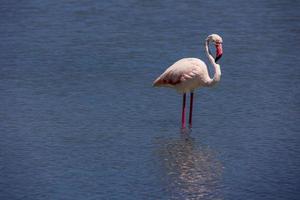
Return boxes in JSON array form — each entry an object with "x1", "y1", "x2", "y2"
[{"x1": 153, "y1": 34, "x2": 223, "y2": 129}]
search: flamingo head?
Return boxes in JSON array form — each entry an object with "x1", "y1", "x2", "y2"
[{"x1": 207, "y1": 34, "x2": 223, "y2": 62}]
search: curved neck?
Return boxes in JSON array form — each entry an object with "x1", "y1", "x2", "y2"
[{"x1": 205, "y1": 40, "x2": 221, "y2": 87}]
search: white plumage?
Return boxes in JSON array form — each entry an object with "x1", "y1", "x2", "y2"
[{"x1": 153, "y1": 58, "x2": 214, "y2": 93}]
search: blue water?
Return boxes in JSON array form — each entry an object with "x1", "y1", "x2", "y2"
[{"x1": 1, "y1": 0, "x2": 299, "y2": 199}]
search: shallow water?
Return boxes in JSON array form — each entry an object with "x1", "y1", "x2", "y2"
[{"x1": 0, "y1": 0, "x2": 299, "y2": 199}]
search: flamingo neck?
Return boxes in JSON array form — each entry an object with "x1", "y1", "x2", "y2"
[{"x1": 205, "y1": 39, "x2": 221, "y2": 87}]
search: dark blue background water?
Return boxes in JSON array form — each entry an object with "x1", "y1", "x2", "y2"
[{"x1": 1, "y1": 0, "x2": 299, "y2": 199}]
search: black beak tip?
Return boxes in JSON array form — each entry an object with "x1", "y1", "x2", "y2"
[{"x1": 215, "y1": 55, "x2": 222, "y2": 62}]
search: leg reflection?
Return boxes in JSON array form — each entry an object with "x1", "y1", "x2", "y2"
[{"x1": 156, "y1": 135, "x2": 223, "y2": 199}]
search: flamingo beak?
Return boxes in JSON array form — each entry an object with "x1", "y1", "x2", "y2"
[{"x1": 215, "y1": 43, "x2": 223, "y2": 62}]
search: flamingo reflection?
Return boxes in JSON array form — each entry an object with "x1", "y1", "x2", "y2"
[{"x1": 156, "y1": 135, "x2": 223, "y2": 199}]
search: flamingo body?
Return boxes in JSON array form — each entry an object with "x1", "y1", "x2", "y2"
[{"x1": 153, "y1": 58, "x2": 211, "y2": 93}]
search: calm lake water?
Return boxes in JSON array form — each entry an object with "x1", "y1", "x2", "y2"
[{"x1": 1, "y1": 0, "x2": 299, "y2": 199}]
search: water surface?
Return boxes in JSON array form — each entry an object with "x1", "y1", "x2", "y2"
[{"x1": 0, "y1": 0, "x2": 299, "y2": 199}]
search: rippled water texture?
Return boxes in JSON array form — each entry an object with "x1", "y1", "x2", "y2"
[{"x1": 0, "y1": 0, "x2": 299, "y2": 199}]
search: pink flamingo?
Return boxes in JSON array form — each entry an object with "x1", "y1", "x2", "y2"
[{"x1": 153, "y1": 34, "x2": 223, "y2": 129}]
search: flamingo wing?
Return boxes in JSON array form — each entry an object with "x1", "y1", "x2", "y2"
[{"x1": 153, "y1": 58, "x2": 208, "y2": 89}]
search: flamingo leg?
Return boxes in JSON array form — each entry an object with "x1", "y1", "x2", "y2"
[
  {"x1": 181, "y1": 93, "x2": 186, "y2": 129},
  {"x1": 189, "y1": 92, "x2": 194, "y2": 128}
]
